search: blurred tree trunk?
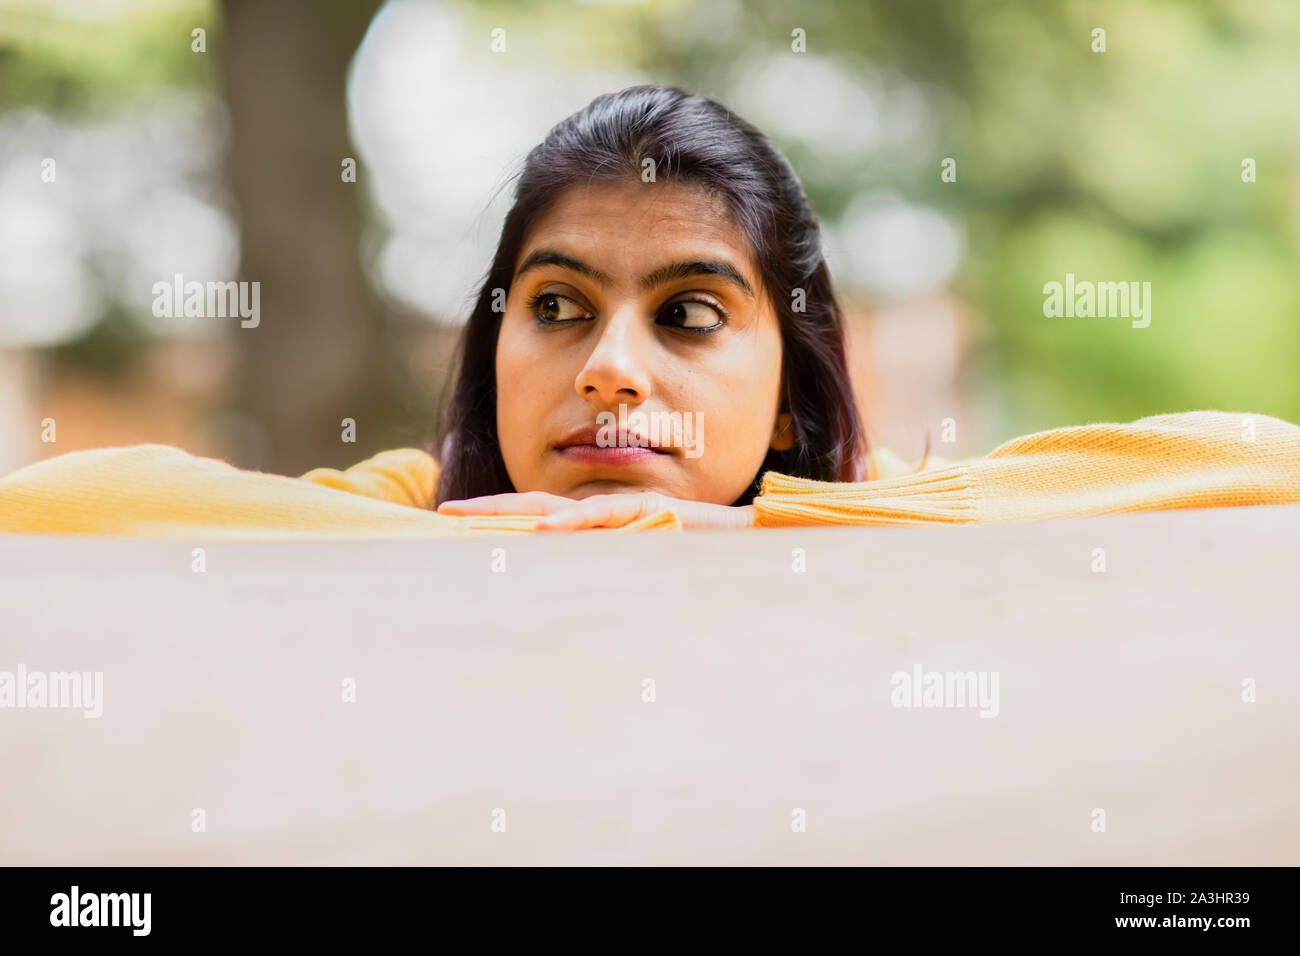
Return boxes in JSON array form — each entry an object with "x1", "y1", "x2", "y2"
[{"x1": 219, "y1": 0, "x2": 386, "y2": 474}]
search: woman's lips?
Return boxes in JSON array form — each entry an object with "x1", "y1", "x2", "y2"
[
  {"x1": 553, "y1": 425, "x2": 673, "y2": 465},
  {"x1": 554, "y1": 444, "x2": 666, "y2": 464}
]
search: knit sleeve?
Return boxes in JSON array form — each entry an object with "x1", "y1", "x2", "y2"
[
  {"x1": 299, "y1": 448, "x2": 440, "y2": 510},
  {"x1": 0, "y1": 444, "x2": 681, "y2": 537},
  {"x1": 751, "y1": 410, "x2": 1300, "y2": 527},
  {"x1": 0, "y1": 444, "x2": 470, "y2": 537}
]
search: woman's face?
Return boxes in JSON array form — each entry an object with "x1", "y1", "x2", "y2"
[{"x1": 494, "y1": 180, "x2": 786, "y2": 504}]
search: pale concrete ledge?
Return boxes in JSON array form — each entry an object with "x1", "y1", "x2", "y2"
[{"x1": 2, "y1": 504, "x2": 1298, "y2": 865}]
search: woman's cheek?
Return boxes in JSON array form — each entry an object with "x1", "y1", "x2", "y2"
[
  {"x1": 494, "y1": 328, "x2": 539, "y2": 488},
  {"x1": 681, "y1": 394, "x2": 767, "y2": 504}
]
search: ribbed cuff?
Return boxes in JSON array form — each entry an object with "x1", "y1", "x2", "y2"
[{"x1": 751, "y1": 465, "x2": 977, "y2": 527}]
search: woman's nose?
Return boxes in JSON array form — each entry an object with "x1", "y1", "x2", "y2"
[{"x1": 574, "y1": 307, "x2": 653, "y2": 407}]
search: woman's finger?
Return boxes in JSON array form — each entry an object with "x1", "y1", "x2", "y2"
[
  {"x1": 436, "y1": 491, "x2": 571, "y2": 516},
  {"x1": 535, "y1": 493, "x2": 665, "y2": 531}
]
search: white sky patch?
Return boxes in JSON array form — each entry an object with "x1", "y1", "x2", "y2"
[
  {"x1": 834, "y1": 193, "x2": 965, "y2": 302},
  {"x1": 0, "y1": 96, "x2": 235, "y2": 347},
  {"x1": 348, "y1": 0, "x2": 644, "y2": 322}
]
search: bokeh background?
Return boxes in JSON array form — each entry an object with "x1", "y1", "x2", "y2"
[{"x1": 1, "y1": 0, "x2": 1297, "y2": 478}]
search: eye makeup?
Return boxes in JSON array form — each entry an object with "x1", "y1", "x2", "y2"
[{"x1": 524, "y1": 288, "x2": 730, "y2": 334}]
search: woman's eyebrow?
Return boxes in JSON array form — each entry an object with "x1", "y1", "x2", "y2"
[
  {"x1": 514, "y1": 248, "x2": 755, "y2": 299},
  {"x1": 640, "y1": 259, "x2": 755, "y2": 298},
  {"x1": 515, "y1": 249, "x2": 612, "y2": 287}
]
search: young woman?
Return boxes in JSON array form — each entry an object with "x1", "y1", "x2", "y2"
[
  {"x1": 2, "y1": 85, "x2": 1299, "y2": 537},
  {"x1": 429, "y1": 84, "x2": 1300, "y2": 531},
  {"x1": 433, "y1": 84, "x2": 862, "y2": 531}
]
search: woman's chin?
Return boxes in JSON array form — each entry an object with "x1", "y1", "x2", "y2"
[
  {"x1": 559, "y1": 479, "x2": 673, "y2": 500},
  {"x1": 543, "y1": 448, "x2": 680, "y2": 497}
]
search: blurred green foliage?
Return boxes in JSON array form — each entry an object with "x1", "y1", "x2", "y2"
[
  {"x1": 0, "y1": 1, "x2": 217, "y2": 112},
  {"x1": 583, "y1": 0, "x2": 1300, "y2": 435},
  {"x1": 3, "y1": 0, "x2": 1297, "y2": 445}
]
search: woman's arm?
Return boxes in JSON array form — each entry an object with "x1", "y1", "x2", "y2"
[
  {"x1": 299, "y1": 448, "x2": 440, "y2": 509},
  {"x1": 438, "y1": 411, "x2": 1300, "y2": 530},
  {"x1": 753, "y1": 410, "x2": 1300, "y2": 527},
  {"x1": 0, "y1": 444, "x2": 462, "y2": 537},
  {"x1": 0, "y1": 444, "x2": 683, "y2": 536}
]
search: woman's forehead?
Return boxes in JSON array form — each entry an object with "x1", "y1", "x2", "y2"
[{"x1": 517, "y1": 181, "x2": 757, "y2": 279}]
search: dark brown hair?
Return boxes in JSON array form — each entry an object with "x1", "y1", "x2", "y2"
[{"x1": 432, "y1": 84, "x2": 865, "y2": 505}]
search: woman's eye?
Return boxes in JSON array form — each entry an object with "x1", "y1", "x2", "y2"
[
  {"x1": 657, "y1": 299, "x2": 724, "y2": 331},
  {"x1": 532, "y1": 293, "x2": 589, "y2": 324}
]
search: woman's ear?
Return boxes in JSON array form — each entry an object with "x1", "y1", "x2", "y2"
[{"x1": 770, "y1": 412, "x2": 794, "y2": 451}]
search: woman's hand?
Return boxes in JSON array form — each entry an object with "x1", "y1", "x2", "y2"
[{"x1": 436, "y1": 491, "x2": 753, "y2": 531}]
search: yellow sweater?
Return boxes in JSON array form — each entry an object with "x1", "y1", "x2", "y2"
[{"x1": 1, "y1": 410, "x2": 1298, "y2": 538}]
